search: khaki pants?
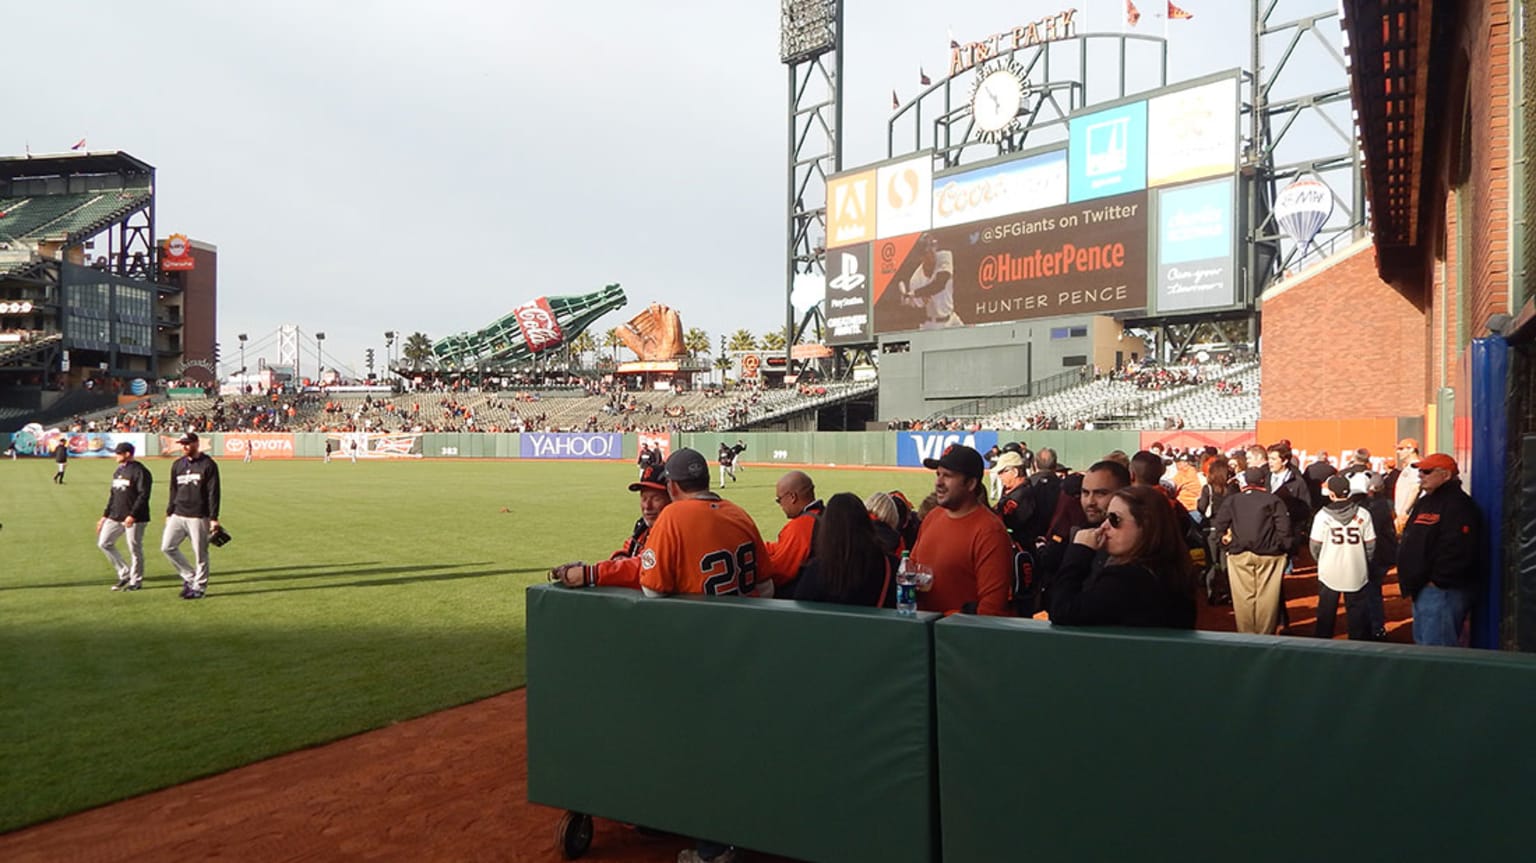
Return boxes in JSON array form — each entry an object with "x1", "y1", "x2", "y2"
[{"x1": 1227, "y1": 550, "x2": 1287, "y2": 634}]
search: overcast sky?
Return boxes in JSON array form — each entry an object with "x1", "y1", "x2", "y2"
[{"x1": 6, "y1": 1, "x2": 1339, "y2": 374}]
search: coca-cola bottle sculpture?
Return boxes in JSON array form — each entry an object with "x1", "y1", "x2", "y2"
[{"x1": 431, "y1": 284, "x2": 627, "y2": 368}]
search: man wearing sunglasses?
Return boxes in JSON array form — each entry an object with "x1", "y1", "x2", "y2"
[{"x1": 1396, "y1": 453, "x2": 1483, "y2": 646}]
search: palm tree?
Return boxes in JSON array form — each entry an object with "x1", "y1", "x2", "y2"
[
  {"x1": 684, "y1": 327, "x2": 711, "y2": 360},
  {"x1": 760, "y1": 326, "x2": 788, "y2": 352},
  {"x1": 602, "y1": 327, "x2": 625, "y2": 363},
  {"x1": 727, "y1": 329, "x2": 758, "y2": 353},
  {"x1": 569, "y1": 330, "x2": 597, "y2": 366},
  {"x1": 402, "y1": 332, "x2": 434, "y2": 367}
]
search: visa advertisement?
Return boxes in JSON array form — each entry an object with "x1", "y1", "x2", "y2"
[
  {"x1": 873, "y1": 190, "x2": 1148, "y2": 334},
  {"x1": 1155, "y1": 177, "x2": 1236, "y2": 313},
  {"x1": 520, "y1": 432, "x2": 625, "y2": 460},
  {"x1": 1068, "y1": 101, "x2": 1148, "y2": 203},
  {"x1": 931, "y1": 149, "x2": 1067, "y2": 228},
  {"x1": 824, "y1": 244, "x2": 873, "y2": 345},
  {"x1": 896, "y1": 430, "x2": 999, "y2": 467}
]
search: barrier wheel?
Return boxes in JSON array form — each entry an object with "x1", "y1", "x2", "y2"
[{"x1": 557, "y1": 811, "x2": 593, "y2": 859}]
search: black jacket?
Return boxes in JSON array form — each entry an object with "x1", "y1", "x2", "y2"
[
  {"x1": 1209, "y1": 489, "x2": 1291, "y2": 556},
  {"x1": 1363, "y1": 496, "x2": 1397, "y2": 577},
  {"x1": 794, "y1": 554, "x2": 896, "y2": 608},
  {"x1": 993, "y1": 482, "x2": 1038, "y2": 548},
  {"x1": 1397, "y1": 479, "x2": 1482, "y2": 597},
  {"x1": 1267, "y1": 469, "x2": 1312, "y2": 543},
  {"x1": 167, "y1": 453, "x2": 221, "y2": 519},
  {"x1": 1048, "y1": 543, "x2": 1196, "y2": 629},
  {"x1": 103, "y1": 460, "x2": 153, "y2": 522}
]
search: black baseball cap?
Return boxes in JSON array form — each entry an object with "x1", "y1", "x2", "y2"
[
  {"x1": 1242, "y1": 467, "x2": 1269, "y2": 488},
  {"x1": 923, "y1": 444, "x2": 984, "y2": 478},
  {"x1": 176, "y1": 431, "x2": 199, "y2": 445},
  {"x1": 113, "y1": 441, "x2": 135, "y2": 455},
  {"x1": 664, "y1": 447, "x2": 709, "y2": 483},
  {"x1": 629, "y1": 463, "x2": 668, "y2": 492}
]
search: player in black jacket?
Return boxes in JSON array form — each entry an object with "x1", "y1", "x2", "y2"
[
  {"x1": 161, "y1": 431, "x2": 222, "y2": 600},
  {"x1": 52, "y1": 438, "x2": 69, "y2": 483},
  {"x1": 1397, "y1": 453, "x2": 1482, "y2": 646},
  {"x1": 97, "y1": 441, "x2": 153, "y2": 591}
]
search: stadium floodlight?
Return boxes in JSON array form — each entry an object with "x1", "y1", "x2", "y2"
[
  {"x1": 780, "y1": 0, "x2": 837, "y2": 64},
  {"x1": 315, "y1": 332, "x2": 326, "y2": 381}
]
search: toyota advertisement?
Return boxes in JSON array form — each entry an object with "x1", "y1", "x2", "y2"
[
  {"x1": 224, "y1": 433, "x2": 295, "y2": 460},
  {"x1": 824, "y1": 244, "x2": 873, "y2": 345},
  {"x1": 520, "y1": 432, "x2": 625, "y2": 460},
  {"x1": 872, "y1": 191, "x2": 1148, "y2": 333}
]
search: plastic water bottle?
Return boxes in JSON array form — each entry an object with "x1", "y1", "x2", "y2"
[{"x1": 895, "y1": 551, "x2": 918, "y2": 614}]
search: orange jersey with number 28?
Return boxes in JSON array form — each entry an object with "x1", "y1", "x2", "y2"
[{"x1": 640, "y1": 496, "x2": 772, "y2": 597}]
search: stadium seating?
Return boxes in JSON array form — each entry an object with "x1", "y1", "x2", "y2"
[
  {"x1": 976, "y1": 360, "x2": 1261, "y2": 431},
  {"x1": 0, "y1": 189, "x2": 151, "y2": 241}
]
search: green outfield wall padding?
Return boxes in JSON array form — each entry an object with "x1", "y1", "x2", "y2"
[
  {"x1": 988, "y1": 430, "x2": 1141, "y2": 470},
  {"x1": 933, "y1": 616, "x2": 1536, "y2": 863},
  {"x1": 526, "y1": 586, "x2": 939, "y2": 863},
  {"x1": 810, "y1": 431, "x2": 892, "y2": 467}
]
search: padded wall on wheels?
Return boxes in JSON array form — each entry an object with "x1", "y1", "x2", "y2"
[
  {"x1": 526, "y1": 586, "x2": 938, "y2": 863},
  {"x1": 934, "y1": 615, "x2": 1536, "y2": 863}
]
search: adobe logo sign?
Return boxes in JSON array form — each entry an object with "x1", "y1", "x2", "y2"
[{"x1": 876, "y1": 154, "x2": 933, "y2": 240}]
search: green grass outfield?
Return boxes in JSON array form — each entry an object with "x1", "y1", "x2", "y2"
[{"x1": 0, "y1": 455, "x2": 928, "y2": 832}]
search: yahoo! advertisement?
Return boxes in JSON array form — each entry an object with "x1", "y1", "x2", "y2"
[{"x1": 520, "y1": 432, "x2": 625, "y2": 460}]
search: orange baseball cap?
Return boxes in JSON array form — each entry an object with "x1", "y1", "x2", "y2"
[
  {"x1": 1411, "y1": 453, "x2": 1457, "y2": 472},
  {"x1": 1397, "y1": 438, "x2": 1419, "y2": 450}
]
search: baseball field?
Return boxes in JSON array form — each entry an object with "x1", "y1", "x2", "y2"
[{"x1": 0, "y1": 455, "x2": 923, "y2": 833}]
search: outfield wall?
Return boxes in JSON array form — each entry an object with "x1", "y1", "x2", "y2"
[{"x1": 6, "y1": 429, "x2": 1247, "y2": 468}]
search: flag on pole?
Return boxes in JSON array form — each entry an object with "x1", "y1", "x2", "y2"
[
  {"x1": 1126, "y1": 0, "x2": 1141, "y2": 26},
  {"x1": 70, "y1": 138, "x2": 86, "y2": 151},
  {"x1": 892, "y1": 89, "x2": 900, "y2": 110},
  {"x1": 948, "y1": 27, "x2": 959, "y2": 50},
  {"x1": 920, "y1": 68, "x2": 931, "y2": 86},
  {"x1": 1167, "y1": 1, "x2": 1193, "y2": 19}
]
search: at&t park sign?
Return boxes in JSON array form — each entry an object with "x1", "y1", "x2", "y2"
[{"x1": 949, "y1": 8, "x2": 1079, "y2": 77}]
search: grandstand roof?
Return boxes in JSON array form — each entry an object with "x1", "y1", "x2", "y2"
[{"x1": 0, "y1": 151, "x2": 155, "y2": 182}]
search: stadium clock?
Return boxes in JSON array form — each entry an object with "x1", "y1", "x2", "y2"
[{"x1": 969, "y1": 60, "x2": 1029, "y2": 143}]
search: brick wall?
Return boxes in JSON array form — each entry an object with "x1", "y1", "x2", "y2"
[
  {"x1": 1259, "y1": 241, "x2": 1427, "y2": 420},
  {"x1": 1455, "y1": 0, "x2": 1511, "y2": 345}
]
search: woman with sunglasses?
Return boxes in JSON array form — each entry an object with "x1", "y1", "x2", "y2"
[{"x1": 1048, "y1": 485, "x2": 1198, "y2": 629}]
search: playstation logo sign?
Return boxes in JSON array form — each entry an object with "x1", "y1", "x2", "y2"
[{"x1": 829, "y1": 252, "x2": 867, "y2": 292}]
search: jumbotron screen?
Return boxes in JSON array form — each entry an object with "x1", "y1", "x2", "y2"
[{"x1": 823, "y1": 71, "x2": 1241, "y2": 345}]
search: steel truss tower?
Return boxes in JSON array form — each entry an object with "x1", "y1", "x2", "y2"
[{"x1": 781, "y1": 0, "x2": 844, "y2": 377}]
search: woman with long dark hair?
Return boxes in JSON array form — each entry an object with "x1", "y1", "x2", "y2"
[
  {"x1": 1197, "y1": 460, "x2": 1241, "y2": 605},
  {"x1": 1048, "y1": 485, "x2": 1198, "y2": 628},
  {"x1": 793, "y1": 492, "x2": 897, "y2": 608}
]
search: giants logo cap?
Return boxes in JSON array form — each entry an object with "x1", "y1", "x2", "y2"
[{"x1": 663, "y1": 448, "x2": 709, "y2": 483}]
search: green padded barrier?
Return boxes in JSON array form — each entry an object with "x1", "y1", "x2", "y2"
[
  {"x1": 811, "y1": 431, "x2": 891, "y2": 467},
  {"x1": 984, "y1": 429, "x2": 1141, "y2": 470},
  {"x1": 527, "y1": 586, "x2": 939, "y2": 863},
  {"x1": 934, "y1": 616, "x2": 1536, "y2": 862}
]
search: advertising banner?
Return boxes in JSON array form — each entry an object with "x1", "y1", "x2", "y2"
[
  {"x1": 161, "y1": 234, "x2": 195, "y2": 271},
  {"x1": 512, "y1": 297, "x2": 565, "y2": 353},
  {"x1": 873, "y1": 191, "x2": 1149, "y2": 334},
  {"x1": 520, "y1": 432, "x2": 624, "y2": 460},
  {"x1": 638, "y1": 432, "x2": 671, "y2": 460},
  {"x1": 1068, "y1": 101, "x2": 1148, "y2": 203},
  {"x1": 223, "y1": 433, "x2": 295, "y2": 460},
  {"x1": 1147, "y1": 77, "x2": 1238, "y2": 187},
  {"x1": 1155, "y1": 177, "x2": 1236, "y2": 313},
  {"x1": 876, "y1": 153, "x2": 934, "y2": 239},
  {"x1": 896, "y1": 430, "x2": 999, "y2": 467},
  {"x1": 9, "y1": 426, "x2": 147, "y2": 458},
  {"x1": 932, "y1": 149, "x2": 1067, "y2": 229},
  {"x1": 825, "y1": 244, "x2": 873, "y2": 345},
  {"x1": 329, "y1": 431, "x2": 424, "y2": 459},
  {"x1": 826, "y1": 169, "x2": 877, "y2": 247}
]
